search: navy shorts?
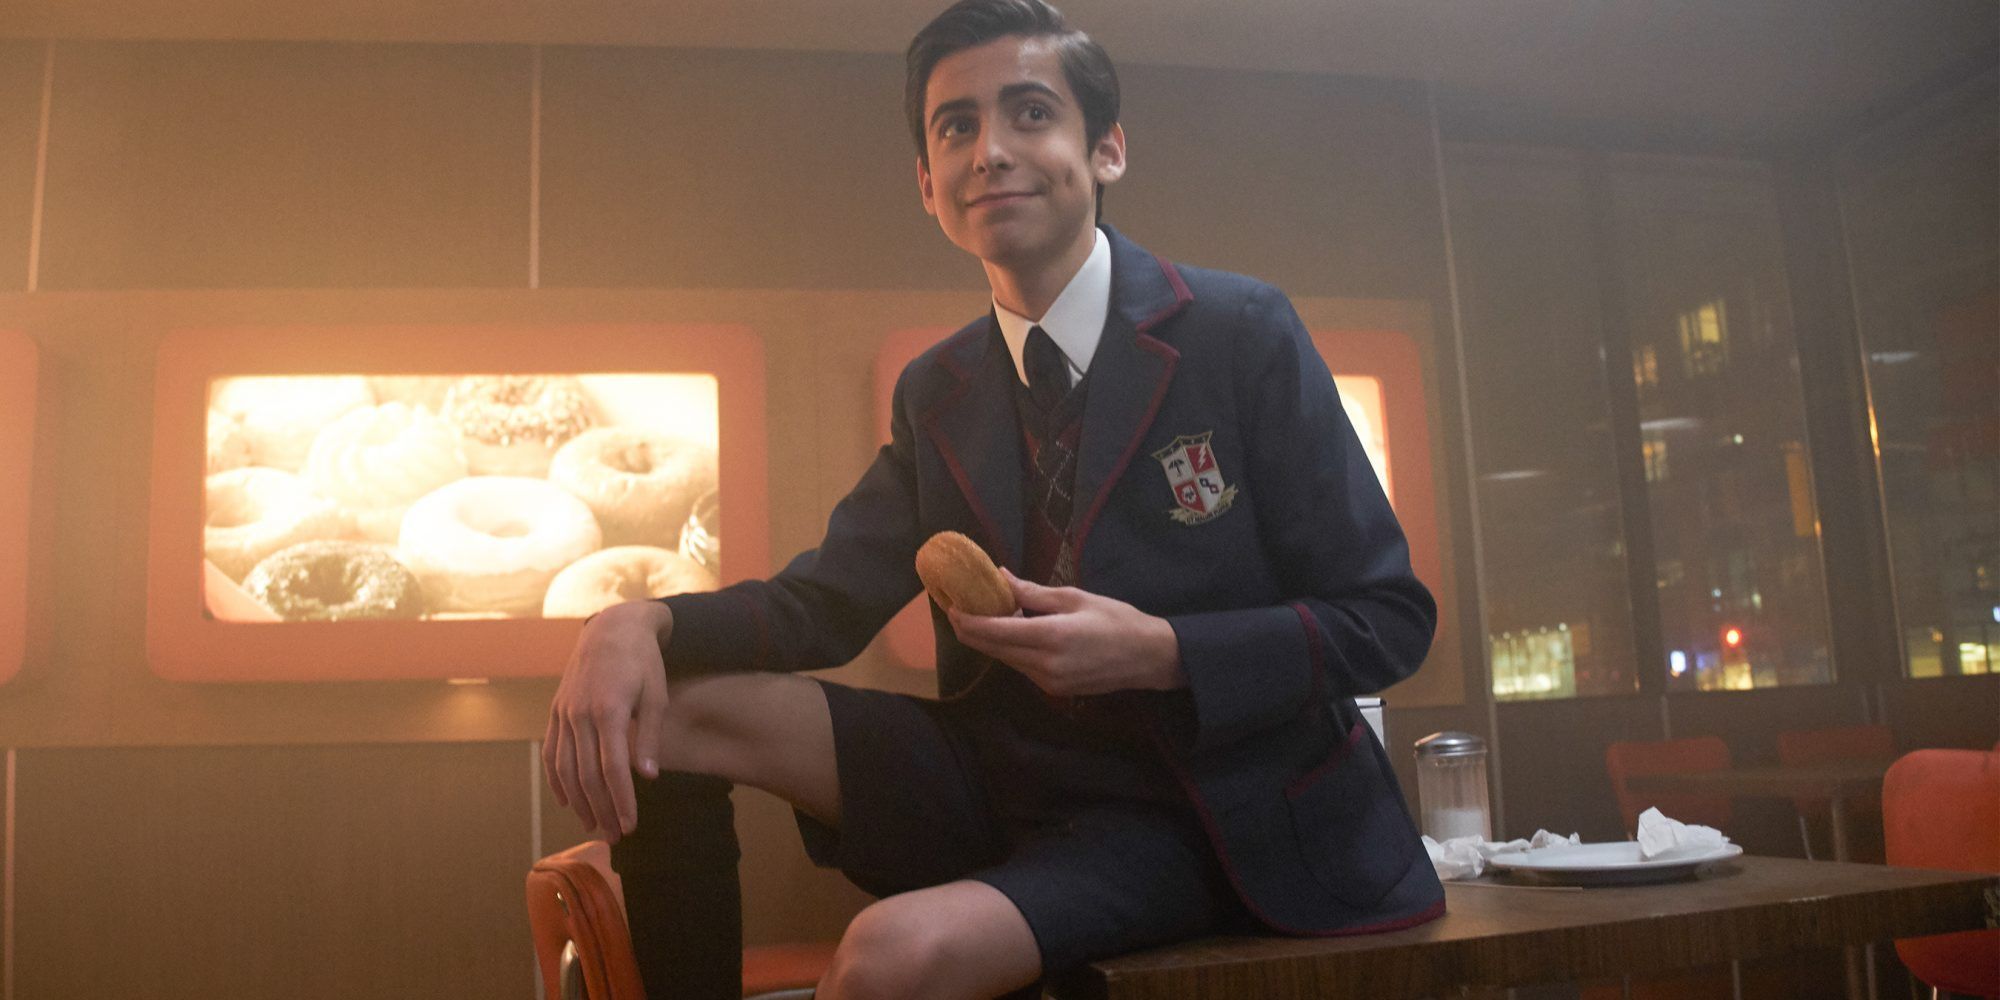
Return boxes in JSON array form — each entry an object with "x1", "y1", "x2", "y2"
[{"x1": 795, "y1": 679, "x2": 1253, "y2": 975}]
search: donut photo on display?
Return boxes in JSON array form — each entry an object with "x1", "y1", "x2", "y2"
[{"x1": 201, "y1": 372, "x2": 723, "y2": 622}]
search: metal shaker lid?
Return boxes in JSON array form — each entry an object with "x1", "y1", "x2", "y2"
[{"x1": 1413, "y1": 731, "x2": 1487, "y2": 758}]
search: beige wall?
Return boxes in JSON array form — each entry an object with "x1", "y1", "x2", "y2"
[{"x1": 0, "y1": 39, "x2": 1467, "y2": 995}]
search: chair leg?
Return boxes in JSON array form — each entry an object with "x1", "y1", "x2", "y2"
[{"x1": 1797, "y1": 814, "x2": 1816, "y2": 860}]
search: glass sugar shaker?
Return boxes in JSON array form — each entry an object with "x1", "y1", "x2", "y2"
[{"x1": 1412, "y1": 731, "x2": 1492, "y2": 842}]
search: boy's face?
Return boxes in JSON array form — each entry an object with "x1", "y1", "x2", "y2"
[{"x1": 917, "y1": 34, "x2": 1125, "y2": 272}]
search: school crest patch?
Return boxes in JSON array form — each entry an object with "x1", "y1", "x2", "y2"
[{"x1": 1153, "y1": 432, "x2": 1237, "y2": 525}]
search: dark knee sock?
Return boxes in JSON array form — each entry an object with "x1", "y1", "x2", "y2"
[{"x1": 611, "y1": 770, "x2": 743, "y2": 1000}]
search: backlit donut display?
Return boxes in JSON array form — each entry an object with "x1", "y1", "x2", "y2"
[
  {"x1": 201, "y1": 372, "x2": 717, "y2": 623},
  {"x1": 148, "y1": 325, "x2": 768, "y2": 682}
]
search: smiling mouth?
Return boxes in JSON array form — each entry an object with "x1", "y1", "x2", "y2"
[{"x1": 969, "y1": 192, "x2": 1035, "y2": 207}]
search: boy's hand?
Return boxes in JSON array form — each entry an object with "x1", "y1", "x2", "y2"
[
  {"x1": 947, "y1": 568, "x2": 1185, "y2": 697},
  {"x1": 543, "y1": 600, "x2": 675, "y2": 844}
]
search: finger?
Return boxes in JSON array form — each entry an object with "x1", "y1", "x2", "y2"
[
  {"x1": 553, "y1": 715, "x2": 594, "y2": 832},
  {"x1": 950, "y1": 607, "x2": 1061, "y2": 651},
  {"x1": 596, "y1": 710, "x2": 638, "y2": 836},
  {"x1": 632, "y1": 671, "x2": 669, "y2": 781},
  {"x1": 1011, "y1": 577, "x2": 1086, "y2": 615},
  {"x1": 542, "y1": 710, "x2": 570, "y2": 809},
  {"x1": 570, "y1": 715, "x2": 621, "y2": 837}
]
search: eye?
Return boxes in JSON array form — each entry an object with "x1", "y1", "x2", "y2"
[
  {"x1": 937, "y1": 115, "x2": 973, "y2": 139},
  {"x1": 1019, "y1": 102, "x2": 1052, "y2": 123}
]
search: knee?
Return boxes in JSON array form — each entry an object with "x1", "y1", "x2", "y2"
[{"x1": 819, "y1": 903, "x2": 948, "y2": 1000}]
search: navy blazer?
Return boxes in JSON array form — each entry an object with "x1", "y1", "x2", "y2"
[{"x1": 664, "y1": 225, "x2": 1445, "y2": 935}]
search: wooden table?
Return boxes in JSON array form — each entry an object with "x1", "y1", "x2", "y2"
[
  {"x1": 1626, "y1": 760, "x2": 1892, "y2": 862},
  {"x1": 1625, "y1": 760, "x2": 1897, "y2": 997},
  {"x1": 1045, "y1": 857, "x2": 1996, "y2": 1000}
]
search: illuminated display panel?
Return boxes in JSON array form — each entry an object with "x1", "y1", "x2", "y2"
[
  {"x1": 0, "y1": 331, "x2": 35, "y2": 685},
  {"x1": 149, "y1": 326, "x2": 767, "y2": 682},
  {"x1": 1310, "y1": 329, "x2": 1441, "y2": 624},
  {"x1": 870, "y1": 326, "x2": 1435, "y2": 673}
]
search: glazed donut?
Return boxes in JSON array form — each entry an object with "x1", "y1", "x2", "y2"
[
  {"x1": 440, "y1": 376, "x2": 594, "y2": 477},
  {"x1": 548, "y1": 427, "x2": 718, "y2": 548},
  {"x1": 205, "y1": 408, "x2": 254, "y2": 474},
  {"x1": 304, "y1": 402, "x2": 470, "y2": 542},
  {"x1": 915, "y1": 531, "x2": 1016, "y2": 617},
  {"x1": 241, "y1": 540, "x2": 426, "y2": 622},
  {"x1": 398, "y1": 476, "x2": 602, "y2": 614},
  {"x1": 541, "y1": 545, "x2": 719, "y2": 619},
  {"x1": 209, "y1": 375, "x2": 373, "y2": 471},
  {"x1": 204, "y1": 467, "x2": 348, "y2": 581}
]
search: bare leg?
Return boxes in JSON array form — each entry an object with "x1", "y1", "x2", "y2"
[
  {"x1": 818, "y1": 880, "x2": 1043, "y2": 1000},
  {"x1": 654, "y1": 671, "x2": 842, "y2": 825}
]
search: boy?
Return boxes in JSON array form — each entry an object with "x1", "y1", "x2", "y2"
[{"x1": 544, "y1": 2, "x2": 1443, "y2": 996}]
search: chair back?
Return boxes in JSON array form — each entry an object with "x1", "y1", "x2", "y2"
[
  {"x1": 527, "y1": 841, "x2": 648, "y2": 1000},
  {"x1": 1882, "y1": 749, "x2": 2000, "y2": 997},
  {"x1": 1605, "y1": 736, "x2": 1732, "y2": 836},
  {"x1": 1777, "y1": 723, "x2": 1895, "y2": 815}
]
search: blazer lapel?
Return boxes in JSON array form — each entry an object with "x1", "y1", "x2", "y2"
[
  {"x1": 921, "y1": 318, "x2": 1024, "y2": 572},
  {"x1": 1070, "y1": 227, "x2": 1193, "y2": 560}
]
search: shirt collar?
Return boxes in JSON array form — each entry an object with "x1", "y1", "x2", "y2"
[{"x1": 992, "y1": 227, "x2": 1111, "y2": 387}]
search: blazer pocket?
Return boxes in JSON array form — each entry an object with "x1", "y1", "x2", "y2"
[{"x1": 1284, "y1": 723, "x2": 1419, "y2": 911}]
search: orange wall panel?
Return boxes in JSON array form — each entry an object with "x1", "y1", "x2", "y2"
[{"x1": 0, "y1": 329, "x2": 36, "y2": 684}]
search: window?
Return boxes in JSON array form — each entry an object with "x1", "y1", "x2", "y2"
[
  {"x1": 1838, "y1": 78, "x2": 2000, "y2": 679},
  {"x1": 1608, "y1": 155, "x2": 1834, "y2": 691},
  {"x1": 1444, "y1": 145, "x2": 1640, "y2": 700}
]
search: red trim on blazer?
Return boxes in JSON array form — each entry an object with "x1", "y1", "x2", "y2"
[
  {"x1": 1070, "y1": 253, "x2": 1195, "y2": 565},
  {"x1": 921, "y1": 339, "x2": 1014, "y2": 569}
]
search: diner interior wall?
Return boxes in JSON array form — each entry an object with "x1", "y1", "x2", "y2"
[{"x1": 0, "y1": 39, "x2": 1482, "y2": 992}]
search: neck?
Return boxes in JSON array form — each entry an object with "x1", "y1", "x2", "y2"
[{"x1": 984, "y1": 222, "x2": 1097, "y2": 320}]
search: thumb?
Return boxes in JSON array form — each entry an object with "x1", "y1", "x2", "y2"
[
  {"x1": 631, "y1": 671, "x2": 669, "y2": 779},
  {"x1": 1004, "y1": 568, "x2": 1068, "y2": 613}
]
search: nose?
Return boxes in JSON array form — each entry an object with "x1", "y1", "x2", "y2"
[{"x1": 973, "y1": 123, "x2": 1013, "y2": 174}]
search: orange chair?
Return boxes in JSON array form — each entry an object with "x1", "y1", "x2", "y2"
[
  {"x1": 1882, "y1": 749, "x2": 2000, "y2": 999},
  {"x1": 526, "y1": 841, "x2": 836, "y2": 1000},
  {"x1": 1605, "y1": 736, "x2": 1733, "y2": 837},
  {"x1": 1777, "y1": 723, "x2": 1895, "y2": 860}
]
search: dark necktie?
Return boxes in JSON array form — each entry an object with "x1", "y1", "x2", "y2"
[{"x1": 1024, "y1": 325, "x2": 1069, "y2": 415}]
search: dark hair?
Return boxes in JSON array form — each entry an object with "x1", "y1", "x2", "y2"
[{"x1": 904, "y1": 0, "x2": 1120, "y2": 170}]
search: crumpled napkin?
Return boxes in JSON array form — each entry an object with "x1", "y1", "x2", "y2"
[
  {"x1": 1423, "y1": 828, "x2": 1582, "y2": 880},
  {"x1": 1635, "y1": 806, "x2": 1730, "y2": 860}
]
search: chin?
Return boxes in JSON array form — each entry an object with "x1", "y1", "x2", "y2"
[{"x1": 962, "y1": 226, "x2": 1057, "y2": 270}]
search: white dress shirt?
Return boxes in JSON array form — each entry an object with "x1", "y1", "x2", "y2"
[{"x1": 991, "y1": 228, "x2": 1111, "y2": 389}]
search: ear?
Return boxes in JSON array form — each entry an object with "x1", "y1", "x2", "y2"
[
  {"x1": 1090, "y1": 122, "x2": 1127, "y2": 186},
  {"x1": 917, "y1": 155, "x2": 939, "y2": 217}
]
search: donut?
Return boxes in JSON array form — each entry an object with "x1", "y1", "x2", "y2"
[
  {"x1": 204, "y1": 467, "x2": 348, "y2": 581},
  {"x1": 915, "y1": 531, "x2": 1016, "y2": 617},
  {"x1": 678, "y1": 487, "x2": 720, "y2": 574},
  {"x1": 440, "y1": 376, "x2": 594, "y2": 477},
  {"x1": 548, "y1": 427, "x2": 718, "y2": 548},
  {"x1": 304, "y1": 402, "x2": 470, "y2": 542},
  {"x1": 209, "y1": 375, "x2": 373, "y2": 471},
  {"x1": 398, "y1": 475, "x2": 603, "y2": 614},
  {"x1": 205, "y1": 408, "x2": 254, "y2": 474},
  {"x1": 241, "y1": 540, "x2": 426, "y2": 622},
  {"x1": 541, "y1": 545, "x2": 720, "y2": 619},
  {"x1": 365, "y1": 375, "x2": 455, "y2": 415}
]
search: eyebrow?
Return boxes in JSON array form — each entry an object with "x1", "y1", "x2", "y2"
[{"x1": 927, "y1": 81, "x2": 1066, "y2": 131}]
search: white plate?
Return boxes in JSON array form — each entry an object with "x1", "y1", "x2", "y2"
[{"x1": 1484, "y1": 841, "x2": 1743, "y2": 886}]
